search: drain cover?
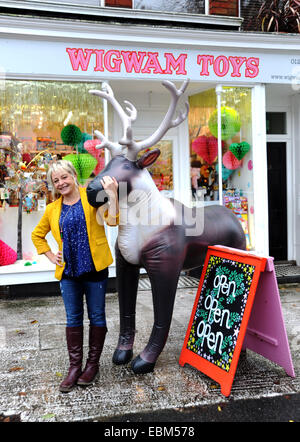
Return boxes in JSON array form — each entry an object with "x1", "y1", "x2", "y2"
[{"x1": 138, "y1": 275, "x2": 199, "y2": 291}]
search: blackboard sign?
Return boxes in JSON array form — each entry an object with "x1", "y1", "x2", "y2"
[{"x1": 179, "y1": 245, "x2": 267, "y2": 397}]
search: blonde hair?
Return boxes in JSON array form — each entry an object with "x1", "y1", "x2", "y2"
[{"x1": 47, "y1": 159, "x2": 79, "y2": 199}]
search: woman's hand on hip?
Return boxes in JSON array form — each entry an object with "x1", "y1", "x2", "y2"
[{"x1": 45, "y1": 250, "x2": 63, "y2": 266}]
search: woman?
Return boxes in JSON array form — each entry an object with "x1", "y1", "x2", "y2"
[{"x1": 32, "y1": 160, "x2": 119, "y2": 393}]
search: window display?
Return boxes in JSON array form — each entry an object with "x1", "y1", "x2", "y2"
[
  {"x1": 0, "y1": 79, "x2": 105, "y2": 207},
  {"x1": 143, "y1": 140, "x2": 173, "y2": 195},
  {"x1": 0, "y1": 80, "x2": 105, "y2": 261},
  {"x1": 189, "y1": 86, "x2": 254, "y2": 250}
]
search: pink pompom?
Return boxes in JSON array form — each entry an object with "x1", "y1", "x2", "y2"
[
  {"x1": 83, "y1": 139, "x2": 105, "y2": 175},
  {"x1": 223, "y1": 150, "x2": 242, "y2": 170},
  {"x1": 84, "y1": 139, "x2": 100, "y2": 152},
  {"x1": 0, "y1": 240, "x2": 17, "y2": 266}
]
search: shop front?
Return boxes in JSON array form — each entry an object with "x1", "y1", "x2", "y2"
[{"x1": 0, "y1": 15, "x2": 299, "y2": 286}]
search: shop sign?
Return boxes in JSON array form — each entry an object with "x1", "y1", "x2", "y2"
[
  {"x1": 64, "y1": 46, "x2": 299, "y2": 85},
  {"x1": 66, "y1": 48, "x2": 259, "y2": 79},
  {"x1": 0, "y1": 38, "x2": 299, "y2": 85},
  {"x1": 179, "y1": 245, "x2": 295, "y2": 397}
]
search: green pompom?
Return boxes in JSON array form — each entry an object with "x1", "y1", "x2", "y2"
[
  {"x1": 64, "y1": 153, "x2": 97, "y2": 184},
  {"x1": 208, "y1": 107, "x2": 241, "y2": 140},
  {"x1": 229, "y1": 141, "x2": 251, "y2": 160},
  {"x1": 77, "y1": 133, "x2": 92, "y2": 154},
  {"x1": 61, "y1": 125, "x2": 82, "y2": 147}
]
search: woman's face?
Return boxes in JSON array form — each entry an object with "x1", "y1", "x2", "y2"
[{"x1": 51, "y1": 169, "x2": 77, "y2": 197}]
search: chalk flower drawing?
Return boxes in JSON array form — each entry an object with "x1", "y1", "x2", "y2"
[{"x1": 187, "y1": 255, "x2": 255, "y2": 372}]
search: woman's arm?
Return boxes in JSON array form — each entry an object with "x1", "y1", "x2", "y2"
[{"x1": 31, "y1": 207, "x2": 63, "y2": 266}]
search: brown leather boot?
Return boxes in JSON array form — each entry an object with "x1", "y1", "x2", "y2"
[
  {"x1": 77, "y1": 326, "x2": 107, "y2": 386},
  {"x1": 59, "y1": 326, "x2": 83, "y2": 393}
]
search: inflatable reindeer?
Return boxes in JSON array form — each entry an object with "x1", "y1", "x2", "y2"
[{"x1": 86, "y1": 80, "x2": 246, "y2": 374}]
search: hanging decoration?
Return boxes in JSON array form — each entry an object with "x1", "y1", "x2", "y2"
[
  {"x1": 84, "y1": 139, "x2": 106, "y2": 176},
  {"x1": 77, "y1": 133, "x2": 92, "y2": 154},
  {"x1": 208, "y1": 107, "x2": 241, "y2": 140},
  {"x1": 229, "y1": 141, "x2": 251, "y2": 160},
  {"x1": 61, "y1": 124, "x2": 82, "y2": 148},
  {"x1": 192, "y1": 135, "x2": 220, "y2": 165},
  {"x1": 223, "y1": 150, "x2": 243, "y2": 170},
  {"x1": 64, "y1": 153, "x2": 97, "y2": 184},
  {"x1": 215, "y1": 163, "x2": 234, "y2": 181}
]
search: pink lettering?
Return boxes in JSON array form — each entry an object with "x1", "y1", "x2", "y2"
[
  {"x1": 213, "y1": 55, "x2": 229, "y2": 77},
  {"x1": 121, "y1": 51, "x2": 146, "y2": 73},
  {"x1": 197, "y1": 55, "x2": 214, "y2": 76},
  {"x1": 66, "y1": 48, "x2": 94, "y2": 71},
  {"x1": 229, "y1": 56, "x2": 247, "y2": 77},
  {"x1": 141, "y1": 52, "x2": 164, "y2": 74},
  {"x1": 94, "y1": 49, "x2": 105, "y2": 72},
  {"x1": 245, "y1": 57, "x2": 260, "y2": 78},
  {"x1": 104, "y1": 50, "x2": 122, "y2": 72},
  {"x1": 65, "y1": 47, "x2": 260, "y2": 81},
  {"x1": 164, "y1": 53, "x2": 187, "y2": 75}
]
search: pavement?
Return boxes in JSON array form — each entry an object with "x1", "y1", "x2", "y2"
[{"x1": 0, "y1": 278, "x2": 299, "y2": 423}]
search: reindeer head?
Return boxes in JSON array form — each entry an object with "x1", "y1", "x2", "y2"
[{"x1": 86, "y1": 80, "x2": 189, "y2": 208}]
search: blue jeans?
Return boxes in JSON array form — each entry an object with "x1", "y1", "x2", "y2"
[{"x1": 60, "y1": 278, "x2": 108, "y2": 327}]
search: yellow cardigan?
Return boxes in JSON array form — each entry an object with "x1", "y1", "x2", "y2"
[{"x1": 31, "y1": 187, "x2": 118, "y2": 280}]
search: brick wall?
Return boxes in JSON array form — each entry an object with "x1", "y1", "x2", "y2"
[
  {"x1": 209, "y1": 0, "x2": 239, "y2": 17},
  {"x1": 105, "y1": 0, "x2": 132, "y2": 8}
]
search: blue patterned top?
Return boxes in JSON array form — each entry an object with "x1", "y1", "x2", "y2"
[{"x1": 59, "y1": 199, "x2": 95, "y2": 278}]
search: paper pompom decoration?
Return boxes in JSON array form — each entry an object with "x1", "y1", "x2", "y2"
[
  {"x1": 192, "y1": 136, "x2": 218, "y2": 165},
  {"x1": 0, "y1": 240, "x2": 17, "y2": 266},
  {"x1": 208, "y1": 107, "x2": 241, "y2": 140},
  {"x1": 64, "y1": 153, "x2": 97, "y2": 184},
  {"x1": 61, "y1": 125, "x2": 82, "y2": 147},
  {"x1": 84, "y1": 139, "x2": 106, "y2": 175},
  {"x1": 223, "y1": 150, "x2": 243, "y2": 170},
  {"x1": 77, "y1": 132, "x2": 92, "y2": 154},
  {"x1": 229, "y1": 141, "x2": 251, "y2": 160},
  {"x1": 216, "y1": 163, "x2": 233, "y2": 181}
]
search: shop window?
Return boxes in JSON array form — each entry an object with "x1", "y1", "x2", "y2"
[
  {"x1": 189, "y1": 86, "x2": 254, "y2": 250},
  {"x1": 0, "y1": 80, "x2": 105, "y2": 259},
  {"x1": 133, "y1": 0, "x2": 205, "y2": 14},
  {"x1": 266, "y1": 112, "x2": 287, "y2": 135},
  {"x1": 138, "y1": 140, "x2": 174, "y2": 197},
  {"x1": 32, "y1": 0, "x2": 101, "y2": 5}
]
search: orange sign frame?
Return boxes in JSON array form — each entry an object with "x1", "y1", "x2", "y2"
[{"x1": 179, "y1": 245, "x2": 267, "y2": 397}]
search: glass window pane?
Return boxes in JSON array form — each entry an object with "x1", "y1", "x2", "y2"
[
  {"x1": 266, "y1": 112, "x2": 287, "y2": 134},
  {"x1": 188, "y1": 86, "x2": 254, "y2": 251},
  {"x1": 0, "y1": 79, "x2": 105, "y2": 259},
  {"x1": 221, "y1": 87, "x2": 254, "y2": 251},
  {"x1": 134, "y1": 0, "x2": 205, "y2": 14},
  {"x1": 188, "y1": 88, "x2": 219, "y2": 204},
  {"x1": 137, "y1": 140, "x2": 174, "y2": 197},
  {"x1": 0, "y1": 79, "x2": 104, "y2": 204}
]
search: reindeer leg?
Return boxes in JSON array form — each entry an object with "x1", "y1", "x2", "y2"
[
  {"x1": 112, "y1": 242, "x2": 140, "y2": 365},
  {"x1": 131, "y1": 226, "x2": 184, "y2": 374}
]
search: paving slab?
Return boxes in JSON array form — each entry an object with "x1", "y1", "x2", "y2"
[{"x1": 0, "y1": 284, "x2": 299, "y2": 422}]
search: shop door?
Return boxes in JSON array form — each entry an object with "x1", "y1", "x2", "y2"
[{"x1": 267, "y1": 142, "x2": 287, "y2": 261}]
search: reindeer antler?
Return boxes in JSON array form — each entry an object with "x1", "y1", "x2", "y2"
[
  {"x1": 90, "y1": 79, "x2": 189, "y2": 160},
  {"x1": 126, "y1": 79, "x2": 190, "y2": 161},
  {"x1": 89, "y1": 82, "x2": 137, "y2": 157}
]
